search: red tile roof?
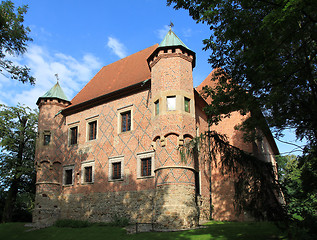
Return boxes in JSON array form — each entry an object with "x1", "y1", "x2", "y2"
[
  {"x1": 70, "y1": 44, "x2": 159, "y2": 107},
  {"x1": 195, "y1": 68, "x2": 220, "y2": 104}
]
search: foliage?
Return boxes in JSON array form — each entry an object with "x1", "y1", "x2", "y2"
[
  {"x1": 167, "y1": 0, "x2": 316, "y2": 153},
  {"x1": 0, "y1": 104, "x2": 37, "y2": 222},
  {"x1": 276, "y1": 155, "x2": 317, "y2": 237},
  {"x1": 168, "y1": 0, "x2": 316, "y2": 235},
  {"x1": 54, "y1": 219, "x2": 91, "y2": 228},
  {"x1": 0, "y1": 221, "x2": 287, "y2": 240},
  {"x1": 110, "y1": 214, "x2": 130, "y2": 227},
  {"x1": 180, "y1": 131, "x2": 285, "y2": 221},
  {"x1": 0, "y1": 0, "x2": 34, "y2": 84}
]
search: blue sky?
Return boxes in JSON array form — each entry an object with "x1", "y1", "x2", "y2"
[{"x1": 0, "y1": 0, "x2": 304, "y2": 155}]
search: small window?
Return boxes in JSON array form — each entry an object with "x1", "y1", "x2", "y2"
[
  {"x1": 88, "y1": 121, "x2": 97, "y2": 140},
  {"x1": 84, "y1": 166, "x2": 93, "y2": 183},
  {"x1": 167, "y1": 96, "x2": 176, "y2": 111},
  {"x1": 184, "y1": 97, "x2": 190, "y2": 113},
  {"x1": 121, "y1": 111, "x2": 131, "y2": 132},
  {"x1": 81, "y1": 161, "x2": 95, "y2": 184},
  {"x1": 112, "y1": 162, "x2": 121, "y2": 180},
  {"x1": 141, "y1": 157, "x2": 152, "y2": 177},
  {"x1": 154, "y1": 100, "x2": 159, "y2": 116},
  {"x1": 137, "y1": 151, "x2": 155, "y2": 178},
  {"x1": 43, "y1": 133, "x2": 51, "y2": 146},
  {"x1": 108, "y1": 156, "x2": 124, "y2": 181},
  {"x1": 70, "y1": 126, "x2": 78, "y2": 145},
  {"x1": 63, "y1": 166, "x2": 74, "y2": 185}
]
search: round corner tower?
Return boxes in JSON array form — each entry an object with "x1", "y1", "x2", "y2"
[
  {"x1": 33, "y1": 81, "x2": 70, "y2": 226},
  {"x1": 147, "y1": 29, "x2": 199, "y2": 229}
]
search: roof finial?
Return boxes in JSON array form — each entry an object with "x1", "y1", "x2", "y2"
[
  {"x1": 54, "y1": 73, "x2": 59, "y2": 83},
  {"x1": 169, "y1": 21, "x2": 174, "y2": 31}
]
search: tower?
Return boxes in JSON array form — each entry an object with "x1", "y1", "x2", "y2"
[
  {"x1": 147, "y1": 29, "x2": 198, "y2": 229},
  {"x1": 33, "y1": 80, "x2": 70, "y2": 226}
]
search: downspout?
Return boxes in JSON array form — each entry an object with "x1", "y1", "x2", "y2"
[{"x1": 208, "y1": 124, "x2": 213, "y2": 220}]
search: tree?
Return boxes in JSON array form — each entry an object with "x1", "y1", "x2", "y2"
[
  {"x1": 0, "y1": 0, "x2": 34, "y2": 84},
  {"x1": 0, "y1": 104, "x2": 37, "y2": 222},
  {"x1": 167, "y1": 0, "x2": 316, "y2": 151},
  {"x1": 276, "y1": 155, "x2": 317, "y2": 236},
  {"x1": 167, "y1": 0, "x2": 316, "y2": 235}
]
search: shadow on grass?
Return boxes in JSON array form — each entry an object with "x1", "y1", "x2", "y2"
[
  {"x1": 134, "y1": 222, "x2": 287, "y2": 240},
  {"x1": 0, "y1": 222, "x2": 287, "y2": 240}
]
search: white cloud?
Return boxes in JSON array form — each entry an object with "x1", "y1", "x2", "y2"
[
  {"x1": 182, "y1": 28, "x2": 192, "y2": 38},
  {"x1": 0, "y1": 44, "x2": 102, "y2": 109},
  {"x1": 156, "y1": 25, "x2": 170, "y2": 40},
  {"x1": 107, "y1": 37, "x2": 127, "y2": 59}
]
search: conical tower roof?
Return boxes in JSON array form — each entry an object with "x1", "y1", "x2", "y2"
[
  {"x1": 36, "y1": 82, "x2": 69, "y2": 105},
  {"x1": 159, "y1": 29, "x2": 190, "y2": 50},
  {"x1": 147, "y1": 28, "x2": 196, "y2": 68},
  {"x1": 42, "y1": 82, "x2": 68, "y2": 101}
]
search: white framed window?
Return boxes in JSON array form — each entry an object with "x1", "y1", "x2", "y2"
[
  {"x1": 167, "y1": 96, "x2": 176, "y2": 111},
  {"x1": 86, "y1": 115, "x2": 98, "y2": 141},
  {"x1": 117, "y1": 105, "x2": 133, "y2": 133},
  {"x1": 63, "y1": 165, "x2": 75, "y2": 186},
  {"x1": 108, "y1": 156, "x2": 124, "y2": 181},
  {"x1": 68, "y1": 121, "x2": 79, "y2": 146},
  {"x1": 81, "y1": 160, "x2": 95, "y2": 184},
  {"x1": 137, "y1": 151, "x2": 155, "y2": 178}
]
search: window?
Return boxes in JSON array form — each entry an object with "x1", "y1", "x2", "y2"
[
  {"x1": 63, "y1": 165, "x2": 74, "y2": 185},
  {"x1": 108, "y1": 156, "x2": 124, "y2": 181},
  {"x1": 88, "y1": 120, "x2": 97, "y2": 140},
  {"x1": 184, "y1": 97, "x2": 190, "y2": 113},
  {"x1": 141, "y1": 158, "x2": 152, "y2": 177},
  {"x1": 137, "y1": 151, "x2": 155, "y2": 178},
  {"x1": 154, "y1": 100, "x2": 159, "y2": 116},
  {"x1": 65, "y1": 169, "x2": 73, "y2": 184},
  {"x1": 43, "y1": 132, "x2": 51, "y2": 146},
  {"x1": 117, "y1": 105, "x2": 133, "y2": 134},
  {"x1": 121, "y1": 111, "x2": 131, "y2": 132},
  {"x1": 112, "y1": 162, "x2": 121, "y2": 179},
  {"x1": 195, "y1": 171, "x2": 201, "y2": 195},
  {"x1": 70, "y1": 126, "x2": 78, "y2": 145},
  {"x1": 167, "y1": 96, "x2": 176, "y2": 111},
  {"x1": 85, "y1": 166, "x2": 92, "y2": 182},
  {"x1": 81, "y1": 161, "x2": 95, "y2": 184}
]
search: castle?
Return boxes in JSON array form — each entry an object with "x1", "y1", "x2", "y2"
[{"x1": 33, "y1": 29, "x2": 279, "y2": 229}]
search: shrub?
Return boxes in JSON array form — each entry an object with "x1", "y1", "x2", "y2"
[
  {"x1": 54, "y1": 219, "x2": 91, "y2": 228},
  {"x1": 110, "y1": 214, "x2": 130, "y2": 227}
]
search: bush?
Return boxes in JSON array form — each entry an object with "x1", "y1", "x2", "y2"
[
  {"x1": 54, "y1": 219, "x2": 91, "y2": 228},
  {"x1": 110, "y1": 214, "x2": 130, "y2": 227}
]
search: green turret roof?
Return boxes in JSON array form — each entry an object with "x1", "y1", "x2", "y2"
[
  {"x1": 38, "y1": 82, "x2": 69, "y2": 103},
  {"x1": 159, "y1": 29, "x2": 190, "y2": 50},
  {"x1": 42, "y1": 82, "x2": 69, "y2": 101}
]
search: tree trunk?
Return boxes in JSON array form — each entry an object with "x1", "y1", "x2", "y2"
[
  {"x1": 2, "y1": 116, "x2": 27, "y2": 222},
  {"x1": 2, "y1": 178, "x2": 19, "y2": 222}
]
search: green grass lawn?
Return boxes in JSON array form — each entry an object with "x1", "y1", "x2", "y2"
[{"x1": 0, "y1": 221, "x2": 288, "y2": 240}]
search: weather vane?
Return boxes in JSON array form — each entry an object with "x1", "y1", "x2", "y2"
[
  {"x1": 169, "y1": 21, "x2": 174, "y2": 30},
  {"x1": 54, "y1": 73, "x2": 59, "y2": 83}
]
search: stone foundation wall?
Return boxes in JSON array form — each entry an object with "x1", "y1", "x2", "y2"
[
  {"x1": 33, "y1": 190, "x2": 61, "y2": 227},
  {"x1": 154, "y1": 184, "x2": 198, "y2": 230},
  {"x1": 33, "y1": 189, "x2": 156, "y2": 226},
  {"x1": 59, "y1": 189, "x2": 155, "y2": 223}
]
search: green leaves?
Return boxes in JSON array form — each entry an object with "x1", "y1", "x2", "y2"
[
  {"x1": 168, "y1": 0, "x2": 317, "y2": 150},
  {"x1": 0, "y1": 104, "x2": 37, "y2": 221},
  {"x1": 0, "y1": 0, "x2": 34, "y2": 84}
]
